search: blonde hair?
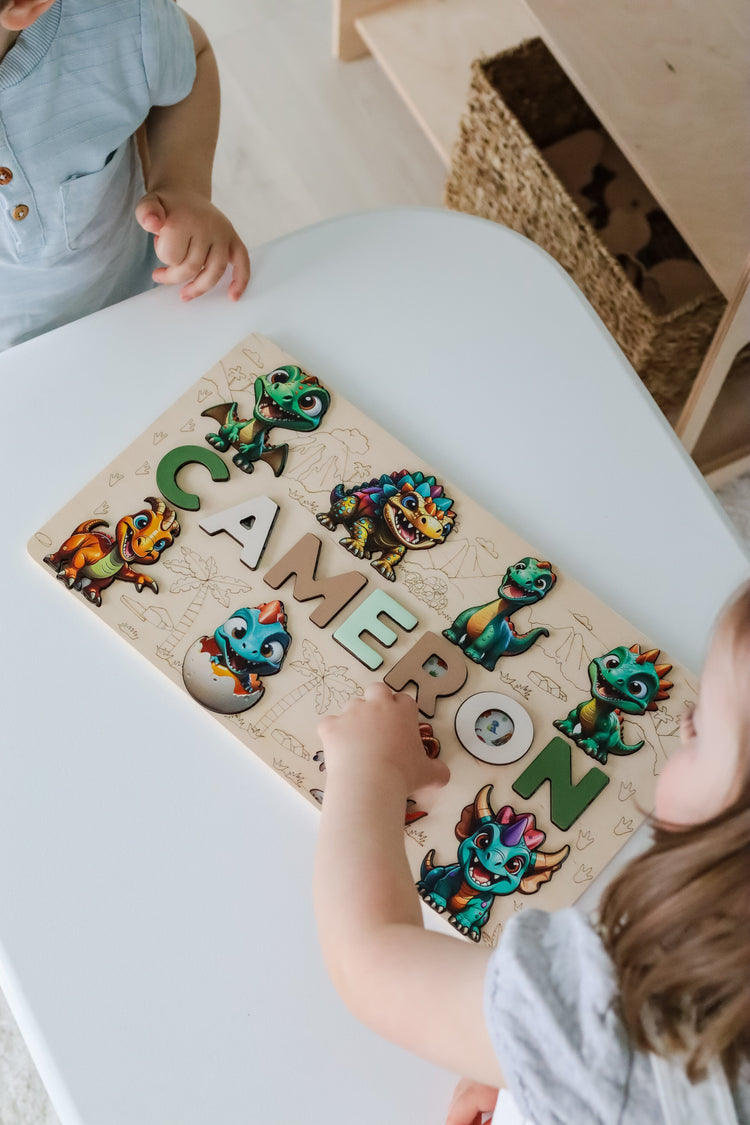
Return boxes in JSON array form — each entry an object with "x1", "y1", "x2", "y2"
[{"x1": 598, "y1": 580, "x2": 750, "y2": 1082}]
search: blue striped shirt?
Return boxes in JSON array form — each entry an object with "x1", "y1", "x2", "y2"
[{"x1": 0, "y1": 0, "x2": 196, "y2": 349}]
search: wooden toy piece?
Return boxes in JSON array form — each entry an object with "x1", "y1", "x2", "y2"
[
  {"x1": 332, "y1": 588, "x2": 417, "y2": 670},
  {"x1": 553, "y1": 644, "x2": 673, "y2": 764},
  {"x1": 512, "y1": 737, "x2": 609, "y2": 832},
  {"x1": 384, "y1": 630, "x2": 467, "y2": 718},
  {"x1": 454, "y1": 691, "x2": 534, "y2": 766},
  {"x1": 416, "y1": 784, "x2": 570, "y2": 942},
  {"x1": 199, "y1": 496, "x2": 280, "y2": 570},
  {"x1": 316, "y1": 469, "x2": 456, "y2": 582},
  {"x1": 28, "y1": 330, "x2": 696, "y2": 928},
  {"x1": 542, "y1": 128, "x2": 605, "y2": 195},
  {"x1": 201, "y1": 366, "x2": 331, "y2": 477},
  {"x1": 263, "y1": 533, "x2": 368, "y2": 627},
  {"x1": 443, "y1": 558, "x2": 556, "y2": 669},
  {"x1": 182, "y1": 600, "x2": 291, "y2": 714},
  {"x1": 156, "y1": 445, "x2": 230, "y2": 511},
  {"x1": 43, "y1": 496, "x2": 180, "y2": 607}
]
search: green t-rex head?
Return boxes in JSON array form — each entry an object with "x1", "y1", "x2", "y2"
[
  {"x1": 588, "y1": 644, "x2": 672, "y2": 715},
  {"x1": 498, "y1": 557, "x2": 556, "y2": 605},
  {"x1": 252, "y1": 366, "x2": 330, "y2": 432}
]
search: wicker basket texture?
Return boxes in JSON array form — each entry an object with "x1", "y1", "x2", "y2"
[{"x1": 444, "y1": 39, "x2": 726, "y2": 411}]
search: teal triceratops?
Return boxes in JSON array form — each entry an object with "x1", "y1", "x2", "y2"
[
  {"x1": 417, "y1": 785, "x2": 569, "y2": 942},
  {"x1": 553, "y1": 644, "x2": 673, "y2": 763},
  {"x1": 442, "y1": 558, "x2": 556, "y2": 669},
  {"x1": 202, "y1": 366, "x2": 331, "y2": 475}
]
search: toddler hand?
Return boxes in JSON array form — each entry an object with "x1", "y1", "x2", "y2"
[
  {"x1": 446, "y1": 1077, "x2": 499, "y2": 1125},
  {"x1": 318, "y1": 682, "x2": 450, "y2": 797},
  {"x1": 135, "y1": 190, "x2": 250, "y2": 302}
]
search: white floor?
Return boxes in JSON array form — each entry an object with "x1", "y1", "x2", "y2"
[
  {"x1": 2, "y1": 1, "x2": 749, "y2": 1121},
  {"x1": 187, "y1": 0, "x2": 446, "y2": 249}
]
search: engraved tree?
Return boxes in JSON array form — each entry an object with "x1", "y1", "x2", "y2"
[
  {"x1": 249, "y1": 638, "x2": 362, "y2": 737},
  {"x1": 155, "y1": 545, "x2": 251, "y2": 666}
]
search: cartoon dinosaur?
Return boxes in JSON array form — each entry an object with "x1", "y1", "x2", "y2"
[
  {"x1": 202, "y1": 365, "x2": 330, "y2": 475},
  {"x1": 417, "y1": 785, "x2": 569, "y2": 942},
  {"x1": 182, "y1": 601, "x2": 292, "y2": 712},
  {"x1": 553, "y1": 644, "x2": 673, "y2": 763},
  {"x1": 443, "y1": 558, "x2": 556, "y2": 669},
  {"x1": 316, "y1": 469, "x2": 455, "y2": 582},
  {"x1": 43, "y1": 496, "x2": 179, "y2": 606}
]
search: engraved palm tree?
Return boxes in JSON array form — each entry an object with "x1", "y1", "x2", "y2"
[
  {"x1": 249, "y1": 638, "x2": 362, "y2": 737},
  {"x1": 155, "y1": 545, "x2": 251, "y2": 667}
]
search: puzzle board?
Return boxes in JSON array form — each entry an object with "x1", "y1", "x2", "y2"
[{"x1": 28, "y1": 333, "x2": 697, "y2": 948}]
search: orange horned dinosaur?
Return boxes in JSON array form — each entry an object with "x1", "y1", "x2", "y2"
[{"x1": 44, "y1": 496, "x2": 180, "y2": 607}]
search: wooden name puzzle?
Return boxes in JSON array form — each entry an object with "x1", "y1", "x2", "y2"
[{"x1": 28, "y1": 333, "x2": 696, "y2": 946}]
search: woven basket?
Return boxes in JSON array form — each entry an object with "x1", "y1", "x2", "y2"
[{"x1": 444, "y1": 39, "x2": 726, "y2": 412}]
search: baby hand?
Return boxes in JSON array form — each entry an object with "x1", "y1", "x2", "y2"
[
  {"x1": 135, "y1": 190, "x2": 250, "y2": 302},
  {"x1": 446, "y1": 1077, "x2": 500, "y2": 1125},
  {"x1": 318, "y1": 682, "x2": 450, "y2": 797}
]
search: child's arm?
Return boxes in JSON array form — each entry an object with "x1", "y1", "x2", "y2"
[
  {"x1": 314, "y1": 683, "x2": 506, "y2": 1088},
  {"x1": 135, "y1": 11, "x2": 250, "y2": 302}
]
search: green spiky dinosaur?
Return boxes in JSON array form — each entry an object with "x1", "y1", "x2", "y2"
[{"x1": 553, "y1": 644, "x2": 673, "y2": 763}]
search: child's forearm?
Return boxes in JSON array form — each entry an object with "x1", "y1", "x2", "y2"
[
  {"x1": 314, "y1": 765, "x2": 501, "y2": 1081},
  {"x1": 313, "y1": 687, "x2": 503, "y2": 1082},
  {"x1": 314, "y1": 764, "x2": 423, "y2": 971},
  {"x1": 144, "y1": 13, "x2": 218, "y2": 198},
  {"x1": 314, "y1": 763, "x2": 429, "y2": 1036}
]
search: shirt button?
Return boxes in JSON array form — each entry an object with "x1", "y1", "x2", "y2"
[
  {"x1": 0, "y1": 167, "x2": 12, "y2": 185},
  {"x1": 12, "y1": 204, "x2": 29, "y2": 221}
]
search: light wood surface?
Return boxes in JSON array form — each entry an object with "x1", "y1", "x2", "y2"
[
  {"x1": 676, "y1": 257, "x2": 750, "y2": 453},
  {"x1": 693, "y1": 361, "x2": 750, "y2": 485},
  {"x1": 521, "y1": 0, "x2": 750, "y2": 299},
  {"x1": 333, "y1": 0, "x2": 398, "y2": 61},
  {"x1": 354, "y1": 0, "x2": 538, "y2": 165}
]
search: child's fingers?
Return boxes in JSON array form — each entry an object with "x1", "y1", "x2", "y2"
[
  {"x1": 179, "y1": 245, "x2": 230, "y2": 301},
  {"x1": 227, "y1": 239, "x2": 251, "y2": 301},
  {"x1": 363, "y1": 682, "x2": 398, "y2": 703},
  {"x1": 134, "y1": 192, "x2": 167, "y2": 235},
  {"x1": 412, "y1": 756, "x2": 450, "y2": 797},
  {"x1": 152, "y1": 223, "x2": 191, "y2": 267},
  {"x1": 317, "y1": 714, "x2": 339, "y2": 741},
  {"x1": 153, "y1": 229, "x2": 206, "y2": 282}
]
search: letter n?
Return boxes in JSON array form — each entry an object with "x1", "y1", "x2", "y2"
[{"x1": 512, "y1": 737, "x2": 609, "y2": 831}]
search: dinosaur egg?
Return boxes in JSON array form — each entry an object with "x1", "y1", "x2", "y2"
[{"x1": 182, "y1": 636, "x2": 264, "y2": 714}]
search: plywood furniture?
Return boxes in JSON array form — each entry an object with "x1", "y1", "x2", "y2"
[
  {"x1": 334, "y1": 0, "x2": 538, "y2": 165},
  {"x1": 334, "y1": 0, "x2": 750, "y2": 482},
  {"x1": 682, "y1": 258, "x2": 750, "y2": 488},
  {"x1": 2, "y1": 208, "x2": 749, "y2": 1125}
]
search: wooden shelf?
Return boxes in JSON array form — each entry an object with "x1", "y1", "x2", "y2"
[
  {"x1": 693, "y1": 361, "x2": 750, "y2": 489},
  {"x1": 353, "y1": 0, "x2": 538, "y2": 166},
  {"x1": 335, "y1": 0, "x2": 750, "y2": 485}
]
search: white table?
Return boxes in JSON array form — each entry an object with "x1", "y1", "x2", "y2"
[{"x1": 1, "y1": 208, "x2": 748, "y2": 1125}]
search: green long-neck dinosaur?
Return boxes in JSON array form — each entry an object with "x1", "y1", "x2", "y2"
[{"x1": 442, "y1": 558, "x2": 556, "y2": 670}]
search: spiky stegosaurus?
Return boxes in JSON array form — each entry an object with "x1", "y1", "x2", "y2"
[
  {"x1": 553, "y1": 643, "x2": 673, "y2": 763},
  {"x1": 316, "y1": 470, "x2": 456, "y2": 581}
]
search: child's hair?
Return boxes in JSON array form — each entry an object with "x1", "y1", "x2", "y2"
[{"x1": 598, "y1": 580, "x2": 750, "y2": 1083}]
